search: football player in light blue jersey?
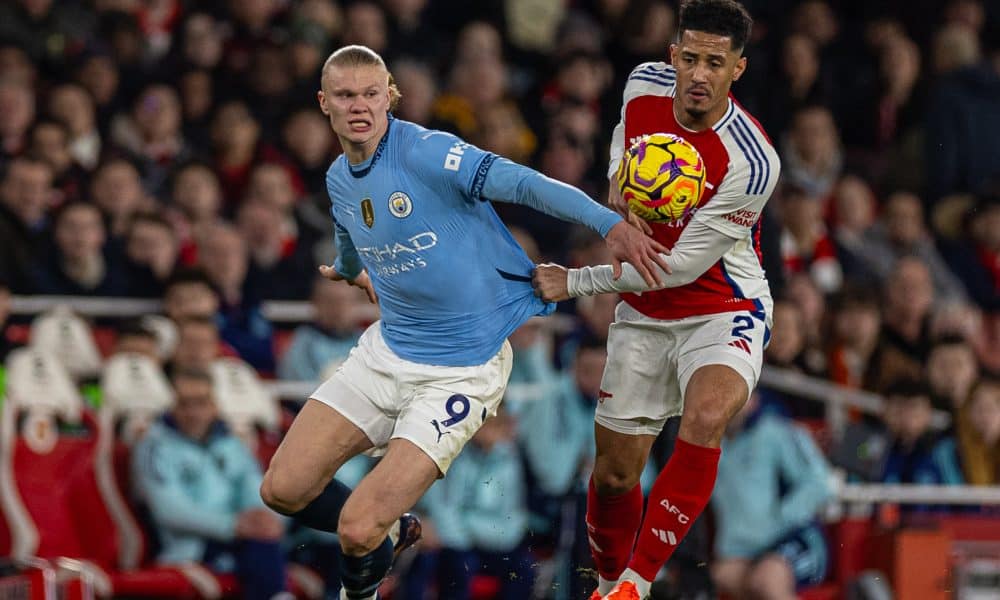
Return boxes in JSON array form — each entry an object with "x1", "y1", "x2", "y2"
[{"x1": 260, "y1": 45, "x2": 669, "y2": 600}]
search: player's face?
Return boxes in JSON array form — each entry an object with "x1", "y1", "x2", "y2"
[
  {"x1": 669, "y1": 30, "x2": 746, "y2": 128},
  {"x1": 317, "y1": 64, "x2": 391, "y2": 159}
]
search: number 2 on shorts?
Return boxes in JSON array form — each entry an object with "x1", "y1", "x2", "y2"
[{"x1": 731, "y1": 315, "x2": 754, "y2": 343}]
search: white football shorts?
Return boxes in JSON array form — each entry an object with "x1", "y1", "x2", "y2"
[
  {"x1": 596, "y1": 302, "x2": 768, "y2": 436},
  {"x1": 311, "y1": 322, "x2": 513, "y2": 474}
]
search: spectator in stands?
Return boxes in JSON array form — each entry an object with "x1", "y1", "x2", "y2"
[
  {"x1": 518, "y1": 335, "x2": 652, "y2": 597},
  {"x1": 28, "y1": 119, "x2": 85, "y2": 203},
  {"x1": 34, "y1": 201, "x2": 129, "y2": 296},
  {"x1": 785, "y1": 273, "x2": 829, "y2": 376},
  {"x1": 277, "y1": 276, "x2": 365, "y2": 382},
  {"x1": 925, "y1": 22, "x2": 1000, "y2": 200},
  {"x1": 163, "y1": 268, "x2": 219, "y2": 322},
  {"x1": 280, "y1": 107, "x2": 336, "y2": 199},
  {"x1": 761, "y1": 33, "x2": 830, "y2": 138},
  {"x1": 111, "y1": 84, "x2": 191, "y2": 194},
  {"x1": 47, "y1": 83, "x2": 102, "y2": 171},
  {"x1": 0, "y1": 77, "x2": 35, "y2": 161},
  {"x1": 167, "y1": 162, "x2": 223, "y2": 266},
  {"x1": 778, "y1": 183, "x2": 842, "y2": 293},
  {"x1": 90, "y1": 158, "x2": 153, "y2": 241},
  {"x1": 114, "y1": 319, "x2": 162, "y2": 364},
  {"x1": 559, "y1": 290, "x2": 617, "y2": 367},
  {"x1": 0, "y1": 155, "x2": 52, "y2": 293},
  {"x1": 210, "y1": 101, "x2": 264, "y2": 207},
  {"x1": 74, "y1": 52, "x2": 120, "y2": 133},
  {"x1": 197, "y1": 223, "x2": 275, "y2": 372},
  {"x1": 473, "y1": 101, "x2": 536, "y2": 165},
  {"x1": 880, "y1": 378, "x2": 962, "y2": 485},
  {"x1": 124, "y1": 212, "x2": 180, "y2": 298},
  {"x1": 503, "y1": 319, "x2": 559, "y2": 416},
  {"x1": 954, "y1": 377, "x2": 1000, "y2": 485},
  {"x1": 781, "y1": 105, "x2": 843, "y2": 198},
  {"x1": 178, "y1": 12, "x2": 225, "y2": 71},
  {"x1": 170, "y1": 316, "x2": 223, "y2": 375},
  {"x1": 390, "y1": 59, "x2": 438, "y2": 127},
  {"x1": 855, "y1": 191, "x2": 968, "y2": 302},
  {"x1": 867, "y1": 257, "x2": 935, "y2": 392},
  {"x1": 827, "y1": 287, "x2": 883, "y2": 389},
  {"x1": 177, "y1": 69, "x2": 214, "y2": 149},
  {"x1": 341, "y1": 1, "x2": 389, "y2": 57},
  {"x1": 132, "y1": 367, "x2": 288, "y2": 599},
  {"x1": 944, "y1": 194, "x2": 1000, "y2": 311},
  {"x1": 712, "y1": 392, "x2": 834, "y2": 599},
  {"x1": 0, "y1": 42, "x2": 35, "y2": 86},
  {"x1": 927, "y1": 336, "x2": 980, "y2": 414},
  {"x1": 236, "y1": 198, "x2": 315, "y2": 301},
  {"x1": 830, "y1": 175, "x2": 878, "y2": 284},
  {"x1": 411, "y1": 408, "x2": 534, "y2": 600}
]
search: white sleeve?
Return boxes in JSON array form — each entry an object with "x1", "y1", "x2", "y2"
[
  {"x1": 607, "y1": 62, "x2": 676, "y2": 180},
  {"x1": 566, "y1": 218, "x2": 734, "y2": 297},
  {"x1": 693, "y1": 128, "x2": 781, "y2": 239}
]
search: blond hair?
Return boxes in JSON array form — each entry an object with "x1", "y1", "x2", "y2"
[{"x1": 322, "y1": 45, "x2": 401, "y2": 111}]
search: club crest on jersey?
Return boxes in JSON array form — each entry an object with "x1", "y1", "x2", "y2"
[
  {"x1": 388, "y1": 191, "x2": 412, "y2": 218},
  {"x1": 361, "y1": 198, "x2": 374, "y2": 228}
]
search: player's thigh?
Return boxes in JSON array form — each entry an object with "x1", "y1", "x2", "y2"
[
  {"x1": 391, "y1": 341, "x2": 513, "y2": 475},
  {"x1": 592, "y1": 423, "x2": 657, "y2": 495},
  {"x1": 677, "y1": 312, "x2": 765, "y2": 442},
  {"x1": 595, "y1": 303, "x2": 678, "y2": 437},
  {"x1": 338, "y1": 437, "x2": 440, "y2": 551},
  {"x1": 262, "y1": 398, "x2": 375, "y2": 511},
  {"x1": 263, "y1": 328, "x2": 395, "y2": 509},
  {"x1": 711, "y1": 558, "x2": 750, "y2": 597}
]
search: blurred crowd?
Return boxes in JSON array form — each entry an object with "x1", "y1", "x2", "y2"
[{"x1": 1, "y1": 0, "x2": 1000, "y2": 598}]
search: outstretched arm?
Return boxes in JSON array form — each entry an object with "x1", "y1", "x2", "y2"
[
  {"x1": 532, "y1": 218, "x2": 736, "y2": 301},
  {"x1": 482, "y1": 157, "x2": 671, "y2": 285}
]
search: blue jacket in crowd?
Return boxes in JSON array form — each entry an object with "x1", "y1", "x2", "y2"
[
  {"x1": 713, "y1": 412, "x2": 834, "y2": 559},
  {"x1": 421, "y1": 440, "x2": 528, "y2": 553},
  {"x1": 276, "y1": 323, "x2": 359, "y2": 381},
  {"x1": 131, "y1": 416, "x2": 266, "y2": 565}
]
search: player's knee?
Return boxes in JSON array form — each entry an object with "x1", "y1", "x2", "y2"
[
  {"x1": 592, "y1": 457, "x2": 643, "y2": 496},
  {"x1": 259, "y1": 469, "x2": 309, "y2": 515},
  {"x1": 681, "y1": 395, "x2": 744, "y2": 446},
  {"x1": 337, "y1": 510, "x2": 386, "y2": 556}
]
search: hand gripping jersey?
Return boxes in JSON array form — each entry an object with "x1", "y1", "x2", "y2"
[{"x1": 608, "y1": 62, "x2": 780, "y2": 321}]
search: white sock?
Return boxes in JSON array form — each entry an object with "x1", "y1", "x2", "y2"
[
  {"x1": 618, "y1": 568, "x2": 652, "y2": 598},
  {"x1": 598, "y1": 575, "x2": 617, "y2": 595}
]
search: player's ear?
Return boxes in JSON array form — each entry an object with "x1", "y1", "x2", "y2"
[
  {"x1": 732, "y1": 56, "x2": 747, "y2": 82},
  {"x1": 668, "y1": 43, "x2": 678, "y2": 65},
  {"x1": 317, "y1": 90, "x2": 329, "y2": 115}
]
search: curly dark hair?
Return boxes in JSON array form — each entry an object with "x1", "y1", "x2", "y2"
[{"x1": 678, "y1": 0, "x2": 754, "y2": 52}]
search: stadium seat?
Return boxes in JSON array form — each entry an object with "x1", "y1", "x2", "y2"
[
  {"x1": 29, "y1": 307, "x2": 102, "y2": 382},
  {"x1": 0, "y1": 348, "x2": 243, "y2": 598},
  {"x1": 99, "y1": 353, "x2": 173, "y2": 445},
  {"x1": 210, "y1": 357, "x2": 282, "y2": 468}
]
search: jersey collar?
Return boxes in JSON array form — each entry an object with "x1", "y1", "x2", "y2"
[{"x1": 348, "y1": 113, "x2": 394, "y2": 179}]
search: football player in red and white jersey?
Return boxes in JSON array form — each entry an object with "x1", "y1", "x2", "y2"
[{"x1": 533, "y1": 1, "x2": 780, "y2": 598}]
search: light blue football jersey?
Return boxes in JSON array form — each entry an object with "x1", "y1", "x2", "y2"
[{"x1": 326, "y1": 117, "x2": 620, "y2": 367}]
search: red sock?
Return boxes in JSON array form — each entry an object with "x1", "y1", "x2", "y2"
[
  {"x1": 628, "y1": 438, "x2": 721, "y2": 582},
  {"x1": 586, "y1": 477, "x2": 643, "y2": 581}
]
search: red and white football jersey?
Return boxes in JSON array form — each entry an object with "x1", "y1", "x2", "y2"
[{"x1": 609, "y1": 61, "x2": 780, "y2": 321}]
